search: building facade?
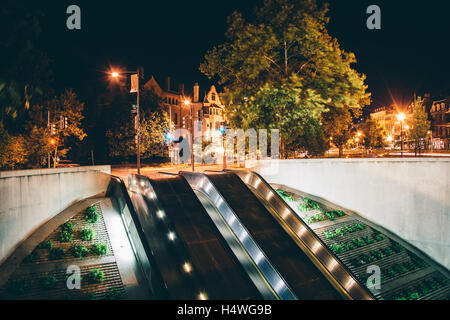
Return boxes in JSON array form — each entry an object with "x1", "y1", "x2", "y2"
[
  {"x1": 430, "y1": 98, "x2": 450, "y2": 149},
  {"x1": 144, "y1": 76, "x2": 226, "y2": 139}
]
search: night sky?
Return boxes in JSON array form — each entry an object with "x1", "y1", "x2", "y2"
[{"x1": 31, "y1": 0, "x2": 450, "y2": 110}]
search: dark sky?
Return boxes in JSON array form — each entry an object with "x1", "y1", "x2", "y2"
[{"x1": 34, "y1": 0, "x2": 450, "y2": 110}]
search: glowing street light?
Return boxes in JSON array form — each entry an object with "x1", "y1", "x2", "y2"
[
  {"x1": 111, "y1": 71, "x2": 119, "y2": 78},
  {"x1": 397, "y1": 113, "x2": 406, "y2": 122},
  {"x1": 357, "y1": 131, "x2": 362, "y2": 137}
]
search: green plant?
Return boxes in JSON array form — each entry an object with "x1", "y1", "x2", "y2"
[
  {"x1": 435, "y1": 277, "x2": 448, "y2": 287},
  {"x1": 381, "y1": 248, "x2": 393, "y2": 256},
  {"x1": 373, "y1": 234, "x2": 384, "y2": 242},
  {"x1": 354, "y1": 223, "x2": 366, "y2": 230},
  {"x1": 313, "y1": 213, "x2": 325, "y2": 222},
  {"x1": 352, "y1": 238, "x2": 365, "y2": 248},
  {"x1": 61, "y1": 221, "x2": 74, "y2": 233},
  {"x1": 71, "y1": 244, "x2": 89, "y2": 258},
  {"x1": 105, "y1": 288, "x2": 125, "y2": 300},
  {"x1": 350, "y1": 258, "x2": 363, "y2": 267},
  {"x1": 361, "y1": 236, "x2": 373, "y2": 245},
  {"x1": 85, "y1": 206, "x2": 99, "y2": 223},
  {"x1": 403, "y1": 262, "x2": 416, "y2": 271},
  {"x1": 324, "y1": 211, "x2": 336, "y2": 221},
  {"x1": 385, "y1": 269, "x2": 396, "y2": 278},
  {"x1": 6, "y1": 279, "x2": 31, "y2": 295},
  {"x1": 297, "y1": 203, "x2": 310, "y2": 212},
  {"x1": 324, "y1": 231, "x2": 336, "y2": 239},
  {"x1": 391, "y1": 241, "x2": 403, "y2": 253},
  {"x1": 80, "y1": 228, "x2": 95, "y2": 241},
  {"x1": 334, "y1": 228, "x2": 346, "y2": 237},
  {"x1": 305, "y1": 216, "x2": 315, "y2": 224},
  {"x1": 344, "y1": 225, "x2": 355, "y2": 233},
  {"x1": 91, "y1": 243, "x2": 108, "y2": 256},
  {"x1": 37, "y1": 240, "x2": 53, "y2": 250},
  {"x1": 360, "y1": 254, "x2": 375, "y2": 263},
  {"x1": 370, "y1": 250, "x2": 383, "y2": 260},
  {"x1": 23, "y1": 250, "x2": 39, "y2": 263},
  {"x1": 330, "y1": 243, "x2": 343, "y2": 254},
  {"x1": 88, "y1": 269, "x2": 105, "y2": 283},
  {"x1": 393, "y1": 264, "x2": 408, "y2": 274},
  {"x1": 40, "y1": 275, "x2": 57, "y2": 290},
  {"x1": 340, "y1": 242, "x2": 353, "y2": 252},
  {"x1": 302, "y1": 197, "x2": 320, "y2": 210},
  {"x1": 58, "y1": 230, "x2": 74, "y2": 242},
  {"x1": 49, "y1": 247, "x2": 66, "y2": 260}
]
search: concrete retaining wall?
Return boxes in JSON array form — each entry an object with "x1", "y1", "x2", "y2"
[
  {"x1": 247, "y1": 159, "x2": 450, "y2": 270},
  {"x1": 0, "y1": 166, "x2": 111, "y2": 264}
]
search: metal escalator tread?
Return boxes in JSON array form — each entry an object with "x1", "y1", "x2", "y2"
[
  {"x1": 205, "y1": 172, "x2": 342, "y2": 300},
  {"x1": 146, "y1": 174, "x2": 263, "y2": 300}
]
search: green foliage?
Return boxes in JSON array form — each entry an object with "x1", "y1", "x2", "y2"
[
  {"x1": 361, "y1": 236, "x2": 373, "y2": 245},
  {"x1": 40, "y1": 275, "x2": 57, "y2": 290},
  {"x1": 49, "y1": 247, "x2": 66, "y2": 260},
  {"x1": 408, "y1": 96, "x2": 431, "y2": 155},
  {"x1": 324, "y1": 211, "x2": 336, "y2": 221},
  {"x1": 91, "y1": 243, "x2": 108, "y2": 256},
  {"x1": 61, "y1": 222, "x2": 74, "y2": 233},
  {"x1": 297, "y1": 203, "x2": 310, "y2": 212},
  {"x1": 323, "y1": 231, "x2": 336, "y2": 239},
  {"x1": 80, "y1": 228, "x2": 94, "y2": 241},
  {"x1": 58, "y1": 230, "x2": 74, "y2": 243},
  {"x1": 6, "y1": 279, "x2": 31, "y2": 295},
  {"x1": 105, "y1": 288, "x2": 125, "y2": 300},
  {"x1": 199, "y1": 0, "x2": 370, "y2": 155},
  {"x1": 351, "y1": 238, "x2": 365, "y2": 248},
  {"x1": 88, "y1": 269, "x2": 105, "y2": 283},
  {"x1": 354, "y1": 223, "x2": 366, "y2": 230},
  {"x1": 37, "y1": 240, "x2": 53, "y2": 250},
  {"x1": 70, "y1": 244, "x2": 89, "y2": 258},
  {"x1": 23, "y1": 249, "x2": 39, "y2": 263},
  {"x1": 329, "y1": 243, "x2": 343, "y2": 254},
  {"x1": 360, "y1": 119, "x2": 387, "y2": 150},
  {"x1": 334, "y1": 228, "x2": 346, "y2": 237},
  {"x1": 84, "y1": 206, "x2": 99, "y2": 223},
  {"x1": 302, "y1": 197, "x2": 319, "y2": 210},
  {"x1": 322, "y1": 107, "x2": 358, "y2": 157}
]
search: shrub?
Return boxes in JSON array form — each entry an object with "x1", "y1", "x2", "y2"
[
  {"x1": 80, "y1": 229, "x2": 94, "y2": 241},
  {"x1": 334, "y1": 210, "x2": 346, "y2": 217},
  {"x1": 40, "y1": 276, "x2": 57, "y2": 290},
  {"x1": 324, "y1": 231, "x2": 336, "y2": 239},
  {"x1": 352, "y1": 238, "x2": 365, "y2": 248},
  {"x1": 381, "y1": 248, "x2": 393, "y2": 256},
  {"x1": 334, "y1": 228, "x2": 346, "y2": 237},
  {"x1": 49, "y1": 247, "x2": 66, "y2": 260},
  {"x1": 361, "y1": 236, "x2": 373, "y2": 245},
  {"x1": 297, "y1": 203, "x2": 310, "y2": 212},
  {"x1": 340, "y1": 242, "x2": 353, "y2": 252},
  {"x1": 324, "y1": 211, "x2": 336, "y2": 221},
  {"x1": 393, "y1": 264, "x2": 408, "y2": 274},
  {"x1": 58, "y1": 230, "x2": 74, "y2": 242},
  {"x1": 71, "y1": 244, "x2": 89, "y2": 258},
  {"x1": 371, "y1": 250, "x2": 384, "y2": 260},
  {"x1": 23, "y1": 250, "x2": 39, "y2": 263},
  {"x1": 37, "y1": 240, "x2": 53, "y2": 250},
  {"x1": 6, "y1": 279, "x2": 31, "y2": 295},
  {"x1": 344, "y1": 225, "x2": 355, "y2": 233},
  {"x1": 85, "y1": 206, "x2": 99, "y2": 223},
  {"x1": 330, "y1": 243, "x2": 343, "y2": 254},
  {"x1": 105, "y1": 288, "x2": 125, "y2": 300},
  {"x1": 88, "y1": 269, "x2": 104, "y2": 283},
  {"x1": 313, "y1": 213, "x2": 325, "y2": 222},
  {"x1": 91, "y1": 243, "x2": 108, "y2": 256},
  {"x1": 61, "y1": 221, "x2": 74, "y2": 233},
  {"x1": 354, "y1": 223, "x2": 366, "y2": 230},
  {"x1": 302, "y1": 197, "x2": 320, "y2": 210},
  {"x1": 374, "y1": 234, "x2": 384, "y2": 242}
]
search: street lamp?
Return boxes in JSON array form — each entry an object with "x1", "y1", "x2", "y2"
[
  {"x1": 110, "y1": 67, "x2": 143, "y2": 174},
  {"x1": 184, "y1": 99, "x2": 194, "y2": 172},
  {"x1": 397, "y1": 112, "x2": 406, "y2": 157}
]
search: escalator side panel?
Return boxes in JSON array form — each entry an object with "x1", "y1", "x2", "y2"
[
  {"x1": 205, "y1": 172, "x2": 342, "y2": 300},
  {"x1": 145, "y1": 174, "x2": 263, "y2": 300}
]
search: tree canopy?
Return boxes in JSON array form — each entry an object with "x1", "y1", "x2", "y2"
[{"x1": 200, "y1": 0, "x2": 370, "y2": 155}]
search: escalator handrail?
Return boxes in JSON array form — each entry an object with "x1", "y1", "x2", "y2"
[
  {"x1": 225, "y1": 169, "x2": 375, "y2": 300},
  {"x1": 106, "y1": 175, "x2": 169, "y2": 299},
  {"x1": 179, "y1": 170, "x2": 297, "y2": 300}
]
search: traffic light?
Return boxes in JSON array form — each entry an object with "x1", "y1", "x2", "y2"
[
  {"x1": 64, "y1": 117, "x2": 68, "y2": 129},
  {"x1": 182, "y1": 116, "x2": 186, "y2": 129},
  {"x1": 50, "y1": 124, "x2": 56, "y2": 135}
]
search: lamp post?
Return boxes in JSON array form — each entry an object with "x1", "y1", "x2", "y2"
[
  {"x1": 111, "y1": 67, "x2": 142, "y2": 174},
  {"x1": 184, "y1": 99, "x2": 194, "y2": 172},
  {"x1": 397, "y1": 113, "x2": 406, "y2": 157}
]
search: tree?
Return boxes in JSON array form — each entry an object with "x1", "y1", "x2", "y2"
[
  {"x1": 105, "y1": 86, "x2": 170, "y2": 161},
  {"x1": 200, "y1": 0, "x2": 370, "y2": 155},
  {"x1": 408, "y1": 96, "x2": 431, "y2": 156},
  {"x1": 359, "y1": 119, "x2": 386, "y2": 152},
  {"x1": 322, "y1": 107, "x2": 359, "y2": 157}
]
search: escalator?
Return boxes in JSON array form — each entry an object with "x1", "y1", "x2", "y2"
[
  {"x1": 127, "y1": 173, "x2": 268, "y2": 300},
  {"x1": 181, "y1": 171, "x2": 361, "y2": 300},
  {"x1": 223, "y1": 169, "x2": 374, "y2": 300}
]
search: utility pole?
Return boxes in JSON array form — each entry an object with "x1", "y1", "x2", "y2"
[
  {"x1": 190, "y1": 103, "x2": 194, "y2": 172},
  {"x1": 137, "y1": 67, "x2": 141, "y2": 175},
  {"x1": 47, "y1": 110, "x2": 51, "y2": 168}
]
